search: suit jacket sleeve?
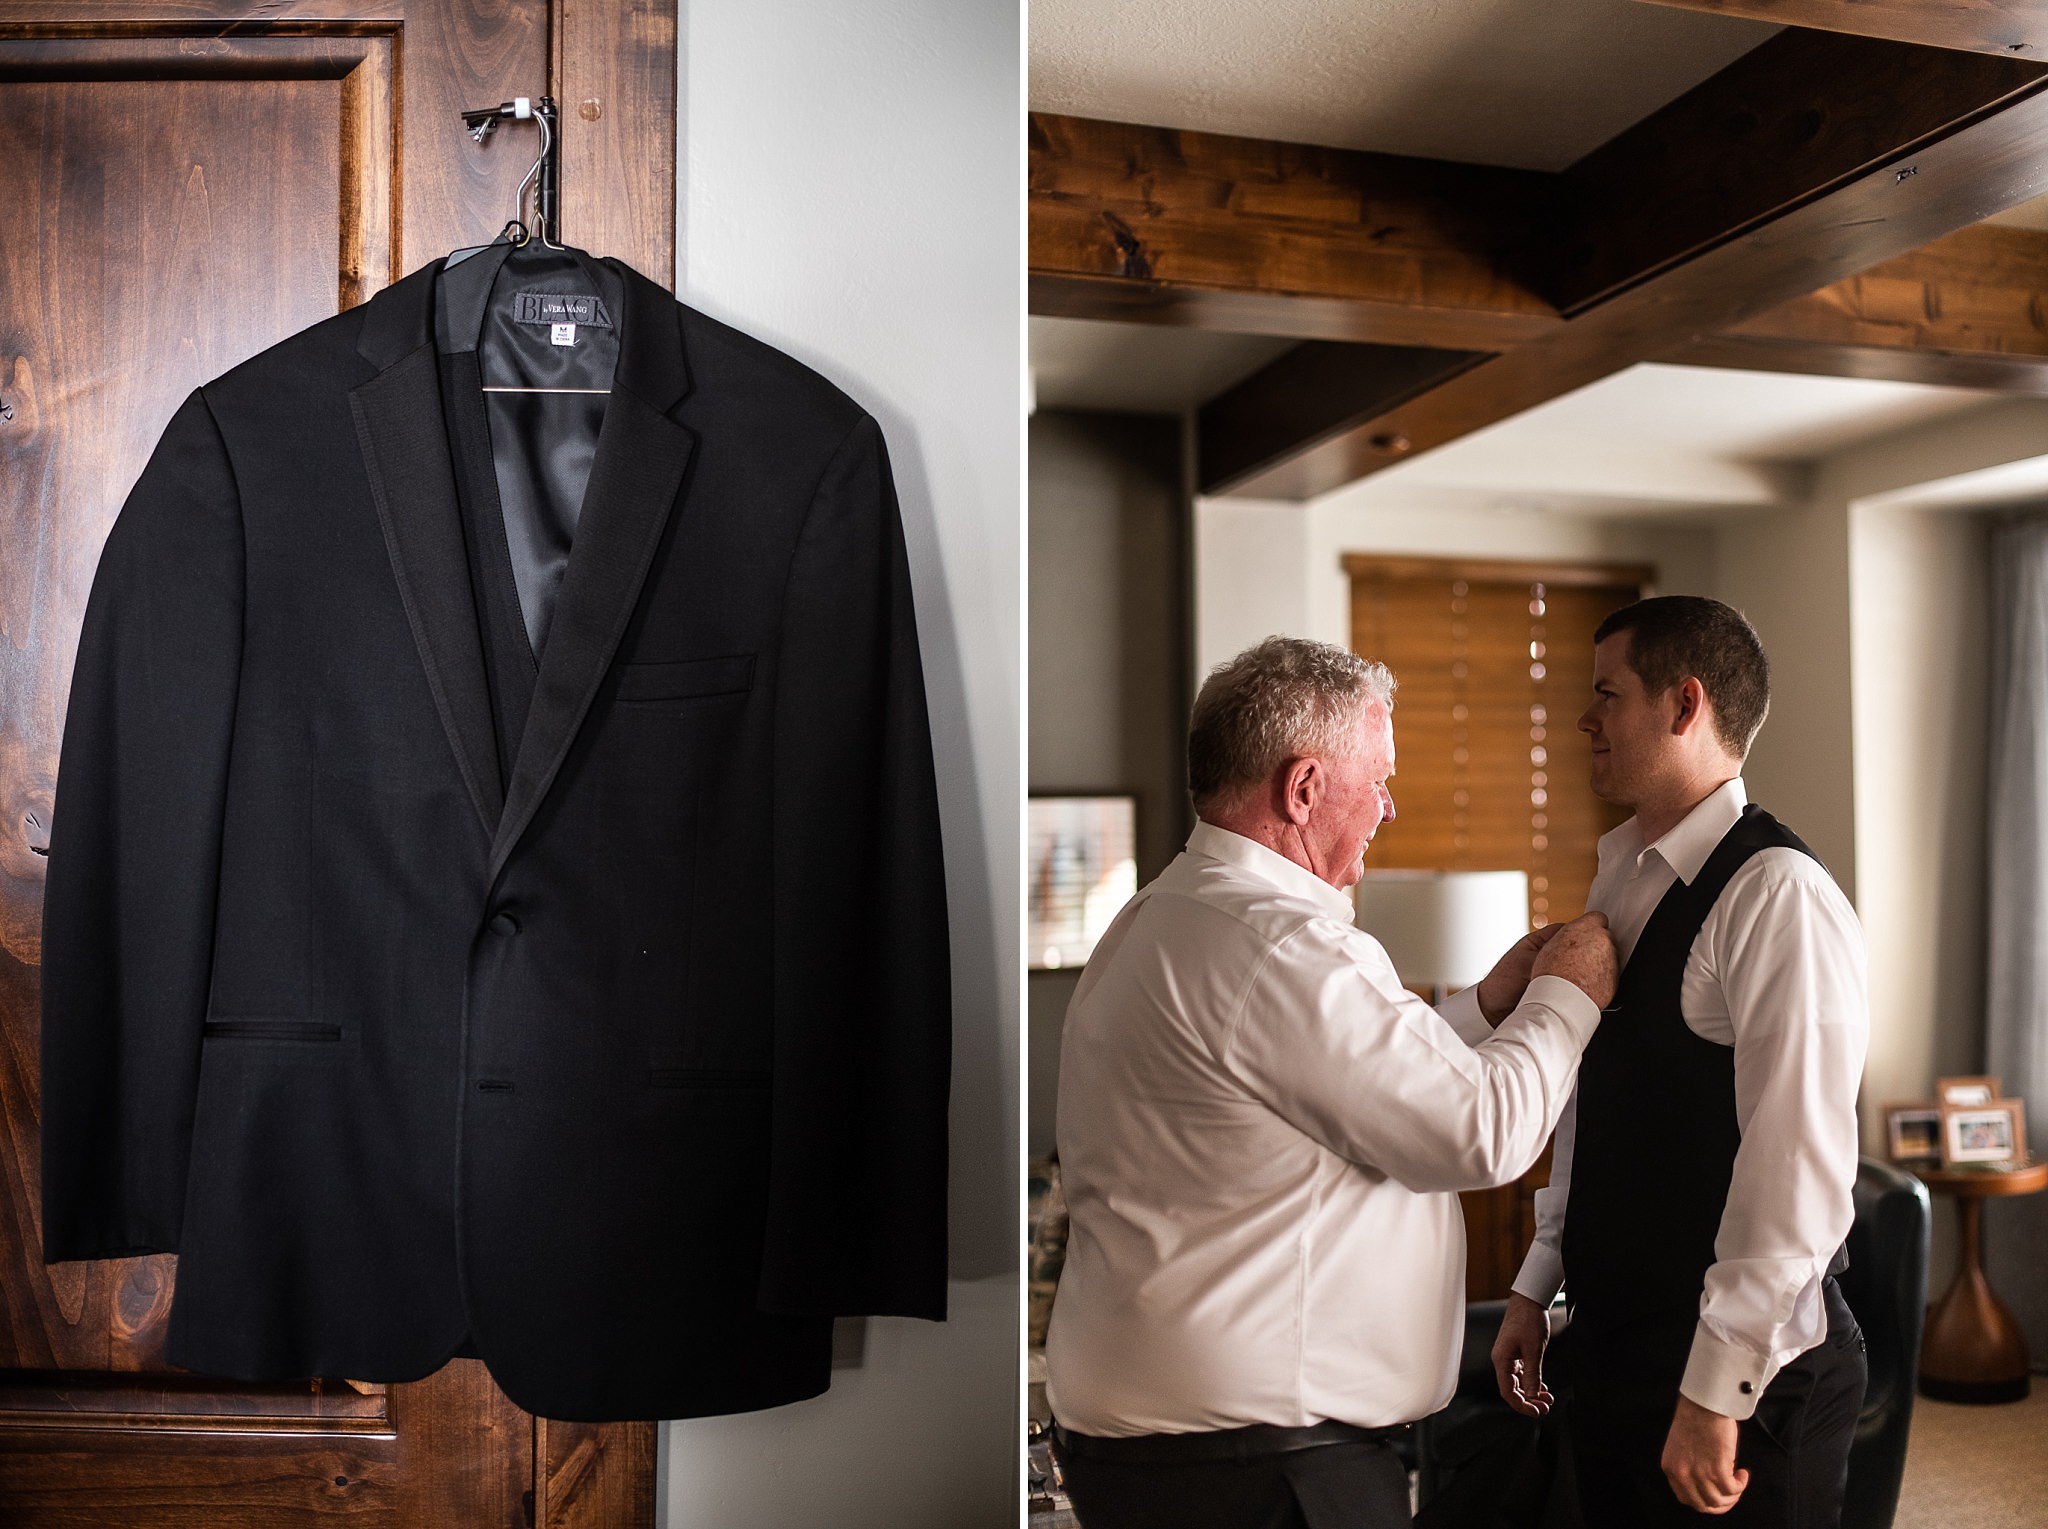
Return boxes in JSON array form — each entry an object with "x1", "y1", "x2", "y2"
[
  {"x1": 761, "y1": 413, "x2": 951, "y2": 1320},
  {"x1": 39, "y1": 388, "x2": 245, "y2": 1262}
]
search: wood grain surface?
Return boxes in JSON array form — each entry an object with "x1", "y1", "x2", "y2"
[
  {"x1": 0, "y1": 0, "x2": 669, "y2": 1522},
  {"x1": 1029, "y1": 111, "x2": 1559, "y2": 349}
]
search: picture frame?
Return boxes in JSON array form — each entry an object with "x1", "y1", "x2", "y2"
[
  {"x1": 1936, "y1": 1074, "x2": 2002, "y2": 1108},
  {"x1": 1027, "y1": 795, "x2": 1138, "y2": 972},
  {"x1": 1883, "y1": 1101, "x2": 1943, "y2": 1164},
  {"x1": 1940, "y1": 1098, "x2": 2028, "y2": 1168}
]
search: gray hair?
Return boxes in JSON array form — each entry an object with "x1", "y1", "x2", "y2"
[{"x1": 1187, "y1": 636, "x2": 1395, "y2": 811}]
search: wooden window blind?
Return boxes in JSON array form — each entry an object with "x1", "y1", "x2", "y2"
[
  {"x1": 1345, "y1": 556, "x2": 1651, "y2": 927},
  {"x1": 1346, "y1": 554, "x2": 1651, "y2": 1298}
]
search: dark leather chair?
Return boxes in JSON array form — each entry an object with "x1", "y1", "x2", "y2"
[
  {"x1": 1836, "y1": 1157, "x2": 1931, "y2": 1529},
  {"x1": 1411, "y1": 1158, "x2": 1930, "y2": 1529}
]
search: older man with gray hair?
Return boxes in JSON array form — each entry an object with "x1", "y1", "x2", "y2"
[{"x1": 1046, "y1": 636, "x2": 1617, "y2": 1529}]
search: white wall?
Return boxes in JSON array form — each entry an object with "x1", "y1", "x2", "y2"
[
  {"x1": 1713, "y1": 497, "x2": 1859, "y2": 887},
  {"x1": 669, "y1": 2, "x2": 1018, "y2": 1525},
  {"x1": 1192, "y1": 498, "x2": 1316, "y2": 677},
  {"x1": 1735, "y1": 402, "x2": 2048, "y2": 904},
  {"x1": 1848, "y1": 504, "x2": 1991, "y2": 1141},
  {"x1": 1194, "y1": 494, "x2": 1717, "y2": 680},
  {"x1": 1721, "y1": 405, "x2": 2048, "y2": 1155}
]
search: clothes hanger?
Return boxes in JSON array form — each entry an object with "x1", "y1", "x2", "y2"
[
  {"x1": 445, "y1": 97, "x2": 546, "y2": 269},
  {"x1": 444, "y1": 98, "x2": 613, "y2": 396}
]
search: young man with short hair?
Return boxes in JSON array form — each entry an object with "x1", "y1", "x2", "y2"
[{"x1": 1492, "y1": 596, "x2": 1869, "y2": 1527}]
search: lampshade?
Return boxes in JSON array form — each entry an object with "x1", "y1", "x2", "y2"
[{"x1": 1352, "y1": 869, "x2": 1532, "y2": 991}]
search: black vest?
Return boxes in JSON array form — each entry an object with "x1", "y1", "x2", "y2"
[
  {"x1": 430, "y1": 263, "x2": 606, "y2": 1361},
  {"x1": 1561, "y1": 804, "x2": 1835, "y2": 1350}
]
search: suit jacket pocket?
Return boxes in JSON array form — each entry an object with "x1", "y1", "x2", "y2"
[
  {"x1": 607, "y1": 654, "x2": 754, "y2": 704},
  {"x1": 202, "y1": 1019, "x2": 342, "y2": 1043}
]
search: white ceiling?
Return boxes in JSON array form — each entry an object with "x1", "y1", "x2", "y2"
[
  {"x1": 1318, "y1": 363, "x2": 2007, "y2": 518},
  {"x1": 1453, "y1": 363, "x2": 1998, "y2": 462},
  {"x1": 1030, "y1": 0, "x2": 1778, "y2": 171},
  {"x1": 1029, "y1": 317, "x2": 1295, "y2": 414}
]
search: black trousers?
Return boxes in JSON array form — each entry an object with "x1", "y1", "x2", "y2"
[
  {"x1": 1054, "y1": 1421, "x2": 1413, "y2": 1529},
  {"x1": 1567, "y1": 1284, "x2": 1866, "y2": 1529}
]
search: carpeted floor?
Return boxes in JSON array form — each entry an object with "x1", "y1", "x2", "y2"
[{"x1": 1895, "y1": 1385, "x2": 2048, "y2": 1529}]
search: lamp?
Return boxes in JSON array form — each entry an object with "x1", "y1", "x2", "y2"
[{"x1": 1352, "y1": 869, "x2": 1532, "y2": 1002}]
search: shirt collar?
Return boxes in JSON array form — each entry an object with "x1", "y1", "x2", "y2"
[
  {"x1": 1598, "y1": 776, "x2": 1747, "y2": 885},
  {"x1": 1186, "y1": 820, "x2": 1360, "y2": 922}
]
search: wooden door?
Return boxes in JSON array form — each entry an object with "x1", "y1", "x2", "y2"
[
  {"x1": 0, "y1": 2, "x2": 672, "y2": 1521},
  {"x1": 1347, "y1": 555, "x2": 1649, "y2": 1299}
]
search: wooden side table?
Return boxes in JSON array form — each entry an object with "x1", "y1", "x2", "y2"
[{"x1": 1916, "y1": 1158, "x2": 2048, "y2": 1404}]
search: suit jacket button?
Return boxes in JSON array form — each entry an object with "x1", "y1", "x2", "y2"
[{"x1": 488, "y1": 910, "x2": 520, "y2": 935}]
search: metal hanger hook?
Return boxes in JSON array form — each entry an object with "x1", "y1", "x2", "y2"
[{"x1": 514, "y1": 110, "x2": 565, "y2": 250}]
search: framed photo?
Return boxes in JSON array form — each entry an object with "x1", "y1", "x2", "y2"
[
  {"x1": 1884, "y1": 1102, "x2": 1943, "y2": 1164},
  {"x1": 1940, "y1": 1098, "x2": 2028, "y2": 1168},
  {"x1": 1028, "y1": 796, "x2": 1137, "y2": 972},
  {"x1": 1936, "y1": 1074, "x2": 2002, "y2": 1107}
]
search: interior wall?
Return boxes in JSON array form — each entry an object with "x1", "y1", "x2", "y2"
[
  {"x1": 1766, "y1": 403, "x2": 2048, "y2": 1147},
  {"x1": 1195, "y1": 494, "x2": 1719, "y2": 681},
  {"x1": 1712, "y1": 498, "x2": 1859, "y2": 889},
  {"x1": 1030, "y1": 411, "x2": 1190, "y2": 879},
  {"x1": 1192, "y1": 498, "x2": 1316, "y2": 680},
  {"x1": 1841, "y1": 500, "x2": 1995, "y2": 1320},
  {"x1": 1848, "y1": 504, "x2": 1992, "y2": 1138},
  {"x1": 668, "y1": 0, "x2": 1017, "y2": 1523},
  {"x1": 1760, "y1": 396, "x2": 2048, "y2": 901},
  {"x1": 1720, "y1": 418, "x2": 2045, "y2": 1294},
  {"x1": 1028, "y1": 409, "x2": 1189, "y2": 1158}
]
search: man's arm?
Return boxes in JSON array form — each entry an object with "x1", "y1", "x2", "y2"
[
  {"x1": 1491, "y1": 1085, "x2": 1576, "y2": 1415},
  {"x1": 1222, "y1": 913, "x2": 1614, "y2": 1194},
  {"x1": 1663, "y1": 854, "x2": 1868, "y2": 1511}
]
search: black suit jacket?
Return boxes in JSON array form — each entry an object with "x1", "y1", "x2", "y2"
[{"x1": 38, "y1": 244, "x2": 952, "y2": 1422}]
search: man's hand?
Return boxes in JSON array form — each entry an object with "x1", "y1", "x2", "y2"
[
  {"x1": 1530, "y1": 911, "x2": 1618, "y2": 1009},
  {"x1": 1475, "y1": 923, "x2": 1566, "y2": 1025},
  {"x1": 1661, "y1": 1395, "x2": 1747, "y2": 1514},
  {"x1": 1490, "y1": 1291, "x2": 1554, "y2": 1417}
]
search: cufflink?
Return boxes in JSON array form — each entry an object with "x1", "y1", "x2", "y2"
[{"x1": 1739, "y1": 1381, "x2": 1754, "y2": 1395}]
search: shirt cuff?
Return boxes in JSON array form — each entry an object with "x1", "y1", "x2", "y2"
[
  {"x1": 1518, "y1": 974, "x2": 1602, "y2": 1043},
  {"x1": 1679, "y1": 1322, "x2": 1775, "y2": 1421},
  {"x1": 1510, "y1": 1240, "x2": 1565, "y2": 1309},
  {"x1": 1436, "y1": 984, "x2": 1493, "y2": 1046}
]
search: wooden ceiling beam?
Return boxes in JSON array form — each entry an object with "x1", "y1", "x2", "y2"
[
  {"x1": 1678, "y1": 221, "x2": 2048, "y2": 389},
  {"x1": 1197, "y1": 342, "x2": 1486, "y2": 494},
  {"x1": 1209, "y1": 33, "x2": 2048, "y2": 497},
  {"x1": 1028, "y1": 112, "x2": 1561, "y2": 351},
  {"x1": 1679, "y1": 332, "x2": 2048, "y2": 390},
  {"x1": 1198, "y1": 224, "x2": 2048, "y2": 483},
  {"x1": 1630, "y1": 0, "x2": 2048, "y2": 61},
  {"x1": 1546, "y1": 31, "x2": 2048, "y2": 310}
]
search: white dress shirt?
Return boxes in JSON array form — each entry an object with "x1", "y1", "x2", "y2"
[
  {"x1": 1045, "y1": 821, "x2": 1600, "y2": 1436},
  {"x1": 1510, "y1": 778, "x2": 1868, "y2": 1420}
]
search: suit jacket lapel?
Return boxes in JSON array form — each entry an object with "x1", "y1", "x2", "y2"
[
  {"x1": 348, "y1": 264, "x2": 506, "y2": 836},
  {"x1": 489, "y1": 259, "x2": 697, "y2": 881}
]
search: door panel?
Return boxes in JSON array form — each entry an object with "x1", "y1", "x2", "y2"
[{"x1": 0, "y1": 2, "x2": 670, "y2": 1521}]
